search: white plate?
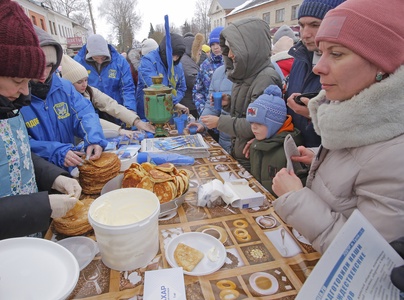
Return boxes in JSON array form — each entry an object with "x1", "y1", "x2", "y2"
[
  {"x1": 57, "y1": 237, "x2": 99, "y2": 270},
  {"x1": 0, "y1": 237, "x2": 80, "y2": 300},
  {"x1": 165, "y1": 232, "x2": 226, "y2": 276},
  {"x1": 249, "y1": 272, "x2": 279, "y2": 295}
]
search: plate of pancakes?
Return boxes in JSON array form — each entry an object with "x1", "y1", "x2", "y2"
[{"x1": 101, "y1": 162, "x2": 190, "y2": 218}]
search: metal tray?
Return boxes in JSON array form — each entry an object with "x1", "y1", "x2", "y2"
[{"x1": 101, "y1": 174, "x2": 187, "y2": 218}]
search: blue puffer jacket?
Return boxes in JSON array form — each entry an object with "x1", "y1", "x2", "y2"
[
  {"x1": 201, "y1": 65, "x2": 233, "y2": 153},
  {"x1": 74, "y1": 44, "x2": 137, "y2": 114},
  {"x1": 285, "y1": 41, "x2": 322, "y2": 147},
  {"x1": 20, "y1": 74, "x2": 107, "y2": 170},
  {"x1": 136, "y1": 48, "x2": 186, "y2": 120}
]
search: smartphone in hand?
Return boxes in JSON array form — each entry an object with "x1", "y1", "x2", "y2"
[{"x1": 294, "y1": 92, "x2": 319, "y2": 106}]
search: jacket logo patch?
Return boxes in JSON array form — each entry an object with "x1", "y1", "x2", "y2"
[
  {"x1": 108, "y1": 69, "x2": 117, "y2": 79},
  {"x1": 25, "y1": 118, "x2": 39, "y2": 128},
  {"x1": 53, "y1": 102, "x2": 70, "y2": 119},
  {"x1": 247, "y1": 107, "x2": 258, "y2": 117}
]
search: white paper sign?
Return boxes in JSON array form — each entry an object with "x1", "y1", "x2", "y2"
[
  {"x1": 143, "y1": 267, "x2": 186, "y2": 300},
  {"x1": 296, "y1": 209, "x2": 403, "y2": 300}
]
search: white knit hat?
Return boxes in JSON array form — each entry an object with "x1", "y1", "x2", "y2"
[
  {"x1": 60, "y1": 54, "x2": 88, "y2": 84},
  {"x1": 141, "y1": 38, "x2": 158, "y2": 56}
]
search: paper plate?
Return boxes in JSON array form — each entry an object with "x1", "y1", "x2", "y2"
[
  {"x1": 165, "y1": 232, "x2": 226, "y2": 276},
  {"x1": 0, "y1": 237, "x2": 80, "y2": 300},
  {"x1": 57, "y1": 237, "x2": 99, "y2": 270}
]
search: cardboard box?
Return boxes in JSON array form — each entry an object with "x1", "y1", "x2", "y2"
[{"x1": 223, "y1": 179, "x2": 265, "y2": 208}]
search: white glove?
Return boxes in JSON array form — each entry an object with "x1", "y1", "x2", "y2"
[
  {"x1": 52, "y1": 175, "x2": 82, "y2": 199},
  {"x1": 49, "y1": 194, "x2": 78, "y2": 218}
]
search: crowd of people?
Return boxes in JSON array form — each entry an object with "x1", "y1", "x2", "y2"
[{"x1": 0, "y1": 0, "x2": 403, "y2": 292}]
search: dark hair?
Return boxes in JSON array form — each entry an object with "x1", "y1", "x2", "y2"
[{"x1": 85, "y1": 85, "x2": 94, "y2": 102}]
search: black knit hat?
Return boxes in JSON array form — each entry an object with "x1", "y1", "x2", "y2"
[{"x1": 0, "y1": 0, "x2": 45, "y2": 79}]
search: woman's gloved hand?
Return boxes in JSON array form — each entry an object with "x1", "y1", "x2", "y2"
[
  {"x1": 49, "y1": 194, "x2": 78, "y2": 218},
  {"x1": 390, "y1": 237, "x2": 404, "y2": 294},
  {"x1": 51, "y1": 175, "x2": 82, "y2": 199}
]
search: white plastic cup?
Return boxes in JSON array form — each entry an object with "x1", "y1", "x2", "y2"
[{"x1": 88, "y1": 188, "x2": 160, "y2": 271}]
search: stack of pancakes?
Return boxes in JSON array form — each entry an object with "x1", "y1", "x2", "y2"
[
  {"x1": 78, "y1": 152, "x2": 121, "y2": 194},
  {"x1": 122, "y1": 162, "x2": 189, "y2": 203},
  {"x1": 53, "y1": 197, "x2": 95, "y2": 236}
]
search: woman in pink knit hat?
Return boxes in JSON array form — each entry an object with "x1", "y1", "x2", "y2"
[{"x1": 272, "y1": 0, "x2": 404, "y2": 257}]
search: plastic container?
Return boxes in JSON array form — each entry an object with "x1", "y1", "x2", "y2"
[
  {"x1": 212, "y1": 92, "x2": 222, "y2": 111},
  {"x1": 88, "y1": 188, "x2": 160, "y2": 271},
  {"x1": 137, "y1": 152, "x2": 195, "y2": 165}
]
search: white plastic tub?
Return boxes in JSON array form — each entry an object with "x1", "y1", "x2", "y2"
[{"x1": 88, "y1": 188, "x2": 160, "y2": 271}]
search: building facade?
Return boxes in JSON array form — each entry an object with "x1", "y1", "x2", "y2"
[
  {"x1": 209, "y1": 0, "x2": 302, "y2": 37},
  {"x1": 14, "y1": 0, "x2": 88, "y2": 55}
]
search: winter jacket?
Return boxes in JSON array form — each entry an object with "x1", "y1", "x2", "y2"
[
  {"x1": 285, "y1": 41, "x2": 322, "y2": 147},
  {"x1": 271, "y1": 51, "x2": 294, "y2": 77},
  {"x1": 21, "y1": 74, "x2": 107, "y2": 171},
  {"x1": 180, "y1": 33, "x2": 199, "y2": 117},
  {"x1": 274, "y1": 66, "x2": 404, "y2": 254},
  {"x1": 217, "y1": 18, "x2": 283, "y2": 170},
  {"x1": 85, "y1": 86, "x2": 139, "y2": 127},
  {"x1": 192, "y1": 52, "x2": 223, "y2": 115},
  {"x1": 74, "y1": 44, "x2": 137, "y2": 118},
  {"x1": 136, "y1": 48, "x2": 187, "y2": 120},
  {"x1": 0, "y1": 92, "x2": 67, "y2": 239},
  {"x1": 250, "y1": 118, "x2": 302, "y2": 196},
  {"x1": 200, "y1": 65, "x2": 232, "y2": 153}
]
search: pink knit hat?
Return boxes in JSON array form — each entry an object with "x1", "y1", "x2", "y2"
[{"x1": 315, "y1": 0, "x2": 404, "y2": 74}]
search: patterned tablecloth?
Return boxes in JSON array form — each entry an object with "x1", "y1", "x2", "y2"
[{"x1": 45, "y1": 134, "x2": 321, "y2": 300}]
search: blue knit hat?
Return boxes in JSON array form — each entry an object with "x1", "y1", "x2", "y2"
[
  {"x1": 246, "y1": 85, "x2": 286, "y2": 139},
  {"x1": 209, "y1": 26, "x2": 224, "y2": 46},
  {"x1": 298, "y1": 0, "x2": 346, "y2": 20}
]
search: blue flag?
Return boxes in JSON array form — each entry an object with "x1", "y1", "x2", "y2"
[{"x1": 164, "y1": 15, "x2": 177, "y2": 96}]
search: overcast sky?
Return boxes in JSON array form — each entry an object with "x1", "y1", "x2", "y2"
[{"x1": 92, "y1": 0, "x2": 199, "y2": 41}]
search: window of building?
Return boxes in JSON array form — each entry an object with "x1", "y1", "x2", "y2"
[
  {"x1": 275, "y1": 8, "x2": 285, "y2": 23},
  {"x1": 31, "y1": 15, "x2": 37, "y2": 25},
  {"x1": 40, "y1": 19, "x2": 45, "y2": 30},
  {"x1": 49, "y1": 21, "x2": 53, "y2": 34},
  {"x1": 263, "y1": 12, "x2": 270, "y2": 24},
  {"x1": 58, "y1": 24, "x2": 62, "y2": 36},
  {"x1": 53, "y1": 22, "x2": 57, "y2": 35},
  {"x1": 291, "y1": 5, "x2": 299, "y2": 20}
]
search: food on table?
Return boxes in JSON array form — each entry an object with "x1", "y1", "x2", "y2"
[
  {"x1": 78, "y1": 152, "x2": 121, "y2": 194},
  {"x1": 122, "y1": 162, "x2": 190, "y2": 203},
  {"x1": 174, "y1": 242, "x2": 204, "y2": 272},
  {"x1": 53, "y1": 197, "x2": 95, "y2": 236}
]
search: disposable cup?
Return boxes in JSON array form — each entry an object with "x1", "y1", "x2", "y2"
[
  {"x1": 189, "y1": 125, "x2": 198, "y2": 135},
  {"x1": 212, "y1": 92, "x2": 222, "y2": 111},
  {"x1": 174, "y1": 117, "x2": 186, "y2": 134}
]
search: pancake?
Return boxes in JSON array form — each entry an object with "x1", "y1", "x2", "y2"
[
  {"x1": 122, "y1": 161, "x2": 190, "y2": 204},
  {"x1": 53, "y1": 197, "x2": 94, "y2": 236},
  {"x1": 78, "y1": 152, "x2": 121, "y2": 194}
]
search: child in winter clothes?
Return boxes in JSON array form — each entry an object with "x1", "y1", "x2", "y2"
[{"x1": 246, "y1": 85, "x2": 302, "y2": 196}]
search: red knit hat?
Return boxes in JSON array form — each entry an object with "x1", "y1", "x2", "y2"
[
  {"x1": 315, "y1": 0, "x2": 404, "y2": 74},
  {"x1": 0, "y1": 0, "x2": 45, "y2": 79}
]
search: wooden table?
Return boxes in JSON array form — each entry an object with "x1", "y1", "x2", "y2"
[{"x1": 46, "y1": 134, "x2": 321, "y2": 300}]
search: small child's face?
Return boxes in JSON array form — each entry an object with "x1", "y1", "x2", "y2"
[{"x1": 250, "y1": 123, "x2": 268, "y2": 141}]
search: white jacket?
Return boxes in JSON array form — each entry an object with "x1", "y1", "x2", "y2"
[{"x1": 273, "y1": 66, "x2": 404, "y2": 253}]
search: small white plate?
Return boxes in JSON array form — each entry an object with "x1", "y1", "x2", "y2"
[
  {"x1": 249, "y1": 272, "x2": 279, "y2": 295},
  {"x1": 57, "y1": 237, "x2": 99, "y2": 270},
  {"x1": 0, "y1": 237, "x2": 79, "y2": 300},
  {"x1": 165, "y1": 232, "x2": 226, "y2": 276}
]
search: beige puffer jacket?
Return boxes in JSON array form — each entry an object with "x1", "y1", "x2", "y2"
[{"x1": 274, "y1": 66, "x2": 404, "y2": 253}]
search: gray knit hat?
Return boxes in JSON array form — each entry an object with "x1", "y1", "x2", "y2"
[
  {"x1": 298, "y1": 0, "x2": 346, "y2": 20},
  {"x1": 273, "y1": 25, "x2": 298, "y2": 44},
  {"x1": 85, "y1": 34, "x2": 110, "y2": 59}
]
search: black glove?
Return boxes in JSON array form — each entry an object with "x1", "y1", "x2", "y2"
[{"x1": 390, "y1": 236, "x2": 404, "y2": 293}]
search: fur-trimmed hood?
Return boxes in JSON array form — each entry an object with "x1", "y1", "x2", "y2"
[{"x1": 308, "y1": 65, "x2": 404, "y2": 150}]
